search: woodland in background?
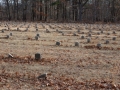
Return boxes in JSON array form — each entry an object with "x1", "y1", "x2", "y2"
[{"x1": 0, "y1": 0, "x2": 120, "y2": 23}]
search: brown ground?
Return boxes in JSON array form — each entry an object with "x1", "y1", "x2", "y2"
[{"x1": 0, "y1": 21, "x2": 120, "y2": 90}]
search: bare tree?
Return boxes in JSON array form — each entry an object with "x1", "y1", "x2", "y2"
[{"x1": 0, "y1": 0, "x2": 120, "y2": 22}]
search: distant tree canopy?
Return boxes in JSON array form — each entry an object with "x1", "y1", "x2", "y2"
[{"x1": 0, "y1": 0, "x2": 119, "y2": 23}]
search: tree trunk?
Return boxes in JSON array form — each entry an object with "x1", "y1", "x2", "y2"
[
  {"x1": 111, "y1": 0, "x2": 116, "y2": 22},
  {"x1": 6, "y1": 0, "x2": 11, "y2": 21},
  {"x1": 16, "y1": 0, "x2": 19, "y2": 20},
  {"x1": 39, "y1": 0, "x2": 42, "y2": 21},
  {"x1": 13, "y1": 0, "x2": 16, "y2": 20}
]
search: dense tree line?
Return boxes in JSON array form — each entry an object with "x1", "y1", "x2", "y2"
[{"x1": 0, "y1": 0, "x2": 120, "y2": 23}]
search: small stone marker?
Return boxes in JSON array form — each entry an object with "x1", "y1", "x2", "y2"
[
  {"x1": 81, "y1": 36, "x2": 85, "y2": 39},
  {"x1": 56, "y1": 42, "x2": 60, "y2": 46},
  {"x1": 87, "y1": 38, "x2": 91, "y2": 43},
  {"x1": 58, "y1": 31, "x2": 62, "y2": 33},
  {"x1": 36, "y1": 28, "x2": 38, "y2": 31},
  {"x1": 46, "y1": 29, "x2": 50, "y2": 33},
  {"x1": 10, "y1": 33, "x2": 12, "y2": 36},
  {"x1": 2, "y1": 30, "x2": 4, "y2": 33},
  {"x1": 113, "y1": 31, "x2": 116, "y2": 34},
  {"x1": 89, "y1": 30, "x2": 92, "y2": 33},
  {"x1": 36, "y1": 34, "x2": 40, "y2": 37},
  {"x1": 35, "y1": 53, "x2": 41, "y2": 60},
  {"x1": 17, "y1": 28, "x2": 19, "y2": 31},
  {"x1": 97, "y1": 32, "x2": 100, "y2": 35},
  {"x1": 97, "y1": 43, "x2": 102, "y2": 48},
  {"x1": 8, "y1": 53, "x2": 13, "y2": 58},
  {"x1": 107, "y1": 33, "x2": 110, "y2": 35},
  {"x1": 38, "y1": 73, "x2": 47, "y2": 80},
  {"x1": 8, "y1": 27, "x2": 10, "y2": 30},
  {"x1": 112, "y1": 37, "x2": 116, "y2": 40},
  {"x1": 73, "y1": 33, "x2": 77, "y2": 36},
  {"x1": 101, "y1": 30, "x2": 103, "y2": 33},
  {"x1": 77, "y1": 30, "x2": 80, "y2": 33},
  {"x1": 56, "y1": 29, "x2": 58, "y2": 32},
  {"x1": 62, "y1": 32, "x2": 64, "y2": 36},
  {"x1": 105, "y1": 40, "x2": 109, "y2": 44},
  {"x1": 88, "y1": 33, "x2": 92, "y2": 37},
  {"x1": 25, "y1": 28, "x2": 28, "y2": 32},
  {"x1": 75, "y1": 42, "x2": 79, "y2": 47},
  {"x1": 35, "y1": 36, "x2": 39, "y2": 40},
  {"x1": 81, "y1": 32, "x2": 84, "y2": 34},
  {"x1": 6, "y1": 35, "x2": 9, "y2": 39}
]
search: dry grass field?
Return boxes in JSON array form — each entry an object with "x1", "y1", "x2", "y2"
[{"x1": 0, "y1": 21, "x2": 120, "y2": 90}]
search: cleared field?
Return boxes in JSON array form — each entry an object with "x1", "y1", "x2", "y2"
[{"x1": 0, "y1": 22, "x2": 120, "y2": 89}]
